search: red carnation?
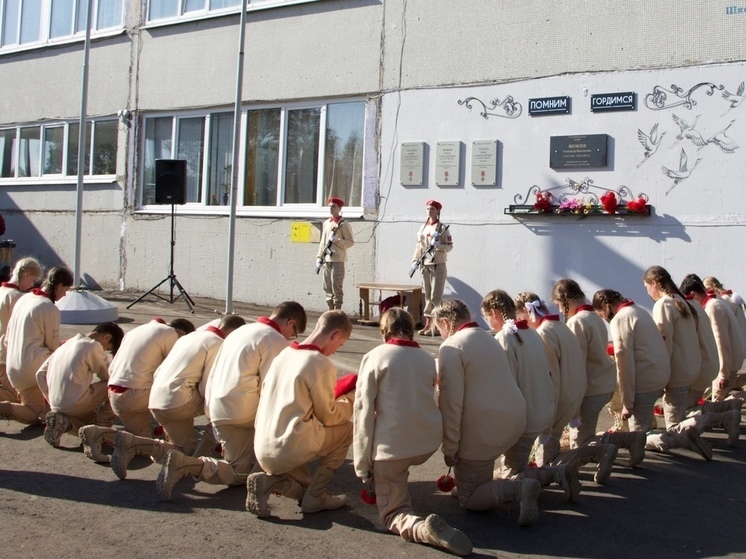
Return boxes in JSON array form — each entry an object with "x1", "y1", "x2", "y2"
[
  {"x1": 626, "y1": 197, "x2": 649, "y2": 215},
  {"x1": 654, "y1": 405, "x2": 664, "y2": 416},
  {"x1": 600, "y1": 192, "x2": 618, "y2": 214},
  {"x1": 533, "y1": 192, "x2": 553, "y2": 213},
  {"x1": 606, "y1": 342, "x2": 615, "y2": 356},
  {"x1": 360, "y1": 487, "x2": 377, "y2": 505},
  {"x1": 437, "y1": 468, "x2": 455, "y2": 492}
]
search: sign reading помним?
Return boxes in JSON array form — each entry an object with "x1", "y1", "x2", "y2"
[
  {"x1": 591, "y1": 92, "x2": 636, "y2": 112},
  {"x1": 529, "y1": 96, "x2": 571, "y2": 116}
]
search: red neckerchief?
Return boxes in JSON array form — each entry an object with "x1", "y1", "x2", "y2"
[
  {"x1": 456, "y1": 322, "x2": 479, "y2": 332},
  {"x1": 540, "y1": 315, "x2": 560, "y2": 324},
  {"x1": 330, "y1": 216, "x2": 342, "y2": 224},
  {"x1": 515, "y1": 320, "x2": 529, "y2": 330},
  {"x1": 427, "y1": 219, "x2": 439, "y2": 225},
  {"x1": 206, "y1": 326, "x2": 225, "y2": 339},
  {"x1": 1, "y1": 282, "x2": 20, "y2": 290},
  {"x1": 257, "y1": 316, "x2": 282, "y2": 334},
  {"x1": 576, "y1": 304, "x2": 594, "y2": 313},
  {"x1": 386, "y1": 338, "x2": 420, "y2": 348},
  {"x1": 684, "y1": 294, "x2": 695, "y2": 301},
  {"x1": 617, "y1": 300, "x2": 634, "y2": 310},
  {"x1": 706, "y1": 290, "x2": 717, "y2": 297},
  {"x1": 725, "y1": 290, "x2": 733, "y2": 296},
  {"x1": 153, "y1": 317, "x2": 166, "y2": 324},
  {"x1": 31, "y1": 288, "x2": 52, "y2": 300},
  {"x1": 291, "y1": 342, "x2": 322, "y2": 352},
  {"x1": 701, "y1": 294, "x2": 715, "y2": 308}
]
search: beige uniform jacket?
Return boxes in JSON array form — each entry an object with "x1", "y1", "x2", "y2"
[
  {"x1": 566, "y1": 309, "x2": 617, "y2": 397},
  {"x1": 704, "y1": 296, "x2": 746, "y2": 380},
  {"x1": 317, "y1": 218, "x2": 355, "y2": 263},
  {"x1": 652, "y1": 295, "x2": 701, "y2": 389},
  {"x1": 412, "y1": 221, "x2": 452, "y2": 266},
  {"x1": 0, "y1": 284, "x2": 24, "y2": 365},
  {"x1": 108, "y1": 321, "x2": 178, "y2": 390},
  {"x1": 689, "y1": 301, "x2": 719, "y2": 393},
  {"x1": 254, "y1": 345, "x2": 353, "y2": 474},
  {"x1": 353, "y1": 341, "x2": 441, "y2": 478}
]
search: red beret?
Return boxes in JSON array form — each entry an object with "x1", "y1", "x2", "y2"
[
  {"x1": 334, "y1": 373, "x2": 358, "y2": 399},
  {"x1": 327, "y1": 197, "x2": 345, "y2": 207},
  {"x1": 426, "y1": 199, "x2": 442, "y2": 211}
]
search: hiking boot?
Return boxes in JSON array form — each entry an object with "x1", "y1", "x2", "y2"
[
  {"x1": 418, "y1": 514, "x2": 473, "y2": 557},
  {"x1": 43, "y1": 412, "x2": 70, "y2": 448},
  {"x1": 79, "y1": 425, "x2": 116, "y2": 463},
  {"x1": 246, "y1": 472, "x2": 289, "y2": 518},
  {"x1": 156, "y1": 450, "x2": 203, "y2": 501}
]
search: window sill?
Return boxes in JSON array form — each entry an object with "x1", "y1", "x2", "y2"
[
  {"x1": 0, "y1": 176, "x2": 118, "y2": 186},
  {"x1": 135, "y1": 204, "x2": 364, "y2": 220},
  {"x1": 0, "y1": 28, "x2": 126, "y2": 56}
]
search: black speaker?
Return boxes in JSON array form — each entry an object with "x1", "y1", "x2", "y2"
[{"x1": 155, "y1": 159, "x2": 187, "y2": 205}]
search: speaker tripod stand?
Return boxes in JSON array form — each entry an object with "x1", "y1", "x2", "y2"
[{"x1": 127, "y1": 202, "x2": 195, "y2": 313}]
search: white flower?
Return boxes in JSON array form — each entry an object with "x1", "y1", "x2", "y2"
[{"x1": 502, "y1": 319, "x2": 518, "y2": 334}]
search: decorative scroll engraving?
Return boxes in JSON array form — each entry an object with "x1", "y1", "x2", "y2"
[
  {"x1": 457, "y1": 96, "x2": 522, "y2": 119},
  {"x1": 644, "y1": 82, "x2": 724, "y2": 111}
]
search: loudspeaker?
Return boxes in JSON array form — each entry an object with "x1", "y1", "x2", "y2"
[{"x1": 155, "y1": 159, "x2": 187, "y2": 205}]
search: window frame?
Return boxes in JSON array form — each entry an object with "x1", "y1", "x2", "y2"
[
  {"x1": 0, "y1": 0, "x2": 123, "y2": 54},
  {"x1": 0, "y1": 118, "x2": 118, "y2": 183},
  {"x1": 142, "y1": 0, "x2": 322, "y2": 28},
  {"x1": 138, "y1": 97, "x2": 367, "y2": 218}
]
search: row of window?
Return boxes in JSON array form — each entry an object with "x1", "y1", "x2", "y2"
[
  {"x1": 0, "y1": 99, "x2": 366, "y2": 211},
  {"x1": 1, "y1": 0, "x2": 315, "y2": 50},
  {"x1": 0, "y1": 119, "x2": 116, "y2": 178},
  {"x1": 143, "y1": 101, "x2": 365, "y2": 209}
]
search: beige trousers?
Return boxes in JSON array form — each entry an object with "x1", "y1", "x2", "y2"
[
  {"x1": 0, "y1": 385, "x2": 48, "y2": 424},
  {"x1": 0, "y1": 363, "x2": 19, "y2": 402},
  {"x1": 57, "y1": 381, "x2": 111, "y2": 432},
  {"x1": 323, "y1": 262, "x2": 345, "y2": 309},
  {"x1": 501, "y1": 434, "x2": 536, "y2": 478},
  {"x1": 628, "y1": 389, "x2": 663, "y2": 433},
  {"x1": 569, "y1": 392, "x2": 614, "y2": 448},
  {"x1": 453, "y1": 458, "x2": 499, "y2": 511},
  {"x1": 712, "y1": 375, "x2": 742, "y2": 402},
  {"x1": 150, "y1": 391, "x2": 203, "y2": 457},
  {"x1": 372, "y1": 453, "x2": 433, "y2": 541},
  {"x1": 662, "y1": 385, "x2": 689, "y2": 429},
  {"x1": 199, "y1": 423, "x2": 256, "y2": 486},
  {"x1": 285, "y1": 422, "x2": 353, "y2": 488},
  {"x1": 421, "y1": 264, "x2": 447, "y2": 317},
  {"x1": 109, "y1": 388, "x2": 152, "y2": 437}
]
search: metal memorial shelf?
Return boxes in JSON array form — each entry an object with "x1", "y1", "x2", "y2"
[{"x1": 504, "y1": 177, "x2": 653, "y2": 217}]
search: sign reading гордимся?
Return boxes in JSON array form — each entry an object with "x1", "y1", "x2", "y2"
[
  {"x1": 550, "y1": 134, "x2": 608, "y2": 169},
  {"x1": 591, "y1": 92, "x2": 637, "y2": 112}
]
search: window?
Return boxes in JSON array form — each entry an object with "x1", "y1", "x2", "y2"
[
  {"x1": 1, "y1": 0, "x2": 122, "y2": 50},
  {"x1": 146, "y1": 0, "x2": 320, "y2": 24},
  {"x1": 0, "y1": 119, "x2": 117, "y2": 180},
  {"x1": 141, "y1": 100, "x2": 366, "y2": 212}
]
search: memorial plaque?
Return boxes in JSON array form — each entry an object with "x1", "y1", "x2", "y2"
[
  {"x1": 591, "y1": 92, "x2": 636, "y2": 112},
  {"x1": 529, "y1": 96, "x2": 571, "y2": 116},
  {"x1": 400, "y1": 142, "x2": 425, "y2": 186},
  {"x1": 550, "y1": 134, "x2": 608, "y2": 169},
  {"x1": 435, "y1": 141, "x2": 461, "y2": 186},
  {"x1": 471, "y1": 140, "x2": 498, "y2": 186}
]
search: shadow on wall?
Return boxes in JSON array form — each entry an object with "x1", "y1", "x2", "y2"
[
  {"x1": 0, "y1": 191, "x2": 64, "y2": 270},
  {"x1": 444, "y1": 276, "x2": 490, "y2": 329}
]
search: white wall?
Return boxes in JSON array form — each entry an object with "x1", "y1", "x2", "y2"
[{"x1": 376, "y1": 61, "x2": 746, "y2": 321}]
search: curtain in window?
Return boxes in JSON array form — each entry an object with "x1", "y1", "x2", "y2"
[
  {"x1": 284, "y1": 108, "x2": 319, "y2": 204},
  {"x1": 18, "y1": 127, "x2": 41, "y2": 177},
  {"x1": 19, "y1": 0, "x2": 42, "y2": 43},
  {"x1": 43, "y1": 126, "x2": 64, "y2": 174},
  {"x1": 244, "y1": 108, "x2": 280, "y2": 206},
  {"x1": 97, "y1": 0, "x2": 123, "y2": 29},
  {"x1": 67, "y1": 122, "x2": 92, "y2": 175},
  {"x1": 177, "y1": 117, "x2": 205, "y2": 203},
  {"x1": 144, "y1": 117, "x2": 172, "y2": 204},
  {"x1": 92, "y1": 120, "x2": 117, "y2": 174},
  {"x1": 206, "y1": 113, "x2": 233, "y2": 206},
  {"x1": 0, "y1": 130, "x2": 16, "y2": 178},
  {"x1": 324, "y1": 101, "x2": 364, "y2": 208}
]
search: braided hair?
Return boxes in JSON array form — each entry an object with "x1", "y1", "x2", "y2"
[
  {"x1": 41, "y1": 266, "x2": 74, "y2": 302},
  {"x1": 433, "y1": 299, "x2": 471, "y2": 338},
  {"x1": 643, "y1": 266, "x2": 694, "y2": 320},
  {"x1": 551, "y1": 279, "x2": 585, "y2": 323},
  {"x1": 592, "y1": 289, "x2": 627, "y2": 322},
  {"x1": 481, "y1": 290, "x2": 523, "y2": 344}
]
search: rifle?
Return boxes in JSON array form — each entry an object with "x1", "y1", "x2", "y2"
[
  {"x1": 316, "y1": 220, "x2": 342, "y2": 274},
  {"x1": 409, "y1": 224, "x2": 449, "y2": 278}
]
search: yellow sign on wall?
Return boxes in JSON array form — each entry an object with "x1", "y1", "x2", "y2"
[{"x1": 290, "y1": 222, "x2": 313, "y2": 243}]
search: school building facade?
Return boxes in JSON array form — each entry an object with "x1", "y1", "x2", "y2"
[{"x1": 1, "y1": 1, "x2": 744, "y2": 316}]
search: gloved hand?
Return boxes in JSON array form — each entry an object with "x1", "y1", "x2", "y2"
[{"x1": 316, "y1": 259, "x2": 323, "y2": 273}]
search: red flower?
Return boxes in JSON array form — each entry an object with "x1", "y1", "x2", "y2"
[
  {"x1": 606, "y1": 342, "x2": 615, "y2": 356},
  {"x1": 437, "y1": 471, "x2": 455, "y2": 492},
  {"x1": 527, "y1": 461, "x2": 538, "y2": 469},
  {"x1": 360, "y1": 488, "x2": 377, "y2": 505},
  {"x1": 626, "y1": 197, "x2": 648, "y2": 215},
  {"x1": 600, "y1": 192, "x2": 618, "y2": 214},
  {"x1": 697, "y1": 397, "x2": 706, "y2": 406},
  {"x1": 654, "y1": 405, "x2": 664, "y2": 416},
  {"x1": 533, "y1": 192, "x2": 553, "y2": 213}
]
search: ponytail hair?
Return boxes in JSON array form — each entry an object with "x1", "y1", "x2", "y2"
[
  {"x1": 551, "y1": 278, "x2": 585, "y2": 323},
  {"x1": 643, "y1": 265, "x2": 693, "y2": 319}
]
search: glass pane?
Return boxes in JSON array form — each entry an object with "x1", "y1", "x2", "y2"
[
  {"x1": 18, "y1": 126, "x2": 41, "y2": 177},
  {"x1": 148, "y1": 0, "x2": 178, "y2": 20},
  {"x1": 244, "y1": 108, "x2": 280, "y2": 206},
  {"x1": 176, "y1": 117, "x2": 204, "y2": 203},
  {"x1": 183, "y1": 0, "x2": 205, "y2": 14},
  {"x1": 143, "y1": 117, "x2": 172, "y2": 204},
  {"x1": 67, "y1": 122, "x2": 92, "y2": 175},
  {"x1": 91, "y1": 120, "x2": 117, "y2": 174},
  {"x1": 50, "y1": 0, "x2": 73, "y2": 38},
  {"x1": 76, "y1": 0, "x2": 88, "y2": 32},
  {"x1": 0, "y1": 129, "x2": 17, "y2": 177},
  {"x1": 206, "y1": 113, "x2": 233, "y2": 206},
  {"x1": 96, "y1": 0, "x2": 122, "y2": 29},
  {"x1": 209, "y1": 0, "x2": 239, "y2": 9},
  {"x1": 19, "y1": 0, "x2": 42, "y2": 43},
  {"x1": 43, "y1": 126, "x2": 64, "y2": 174},
  {"x1": 284, "y1": 108, "x2": 319, "y2": 204},
  {"x1": 2, "y1": 0, "x2": 20, "y2": 46},
  {"x1": 324, "y1": 101, "x2": 364, "y2": 208}
]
